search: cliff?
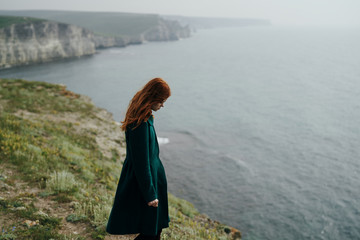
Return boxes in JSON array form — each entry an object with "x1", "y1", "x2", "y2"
[
  {"x1": 0, "y1": 12, "x2": 191, "y2": 68},
  {"x1": 0, "y1": 18, "x2": 96, "y2": 69},
  {"x1": 93, "y1": 17, "x2": 191, "y2": 48},
  {"x1": 0, "y1": 78, "x2": 241, "y2": 240},
  {"x1": 143, "y1": 17, "x2": 191, "y2": 41},
  {"x1": 0, "y1": 10, "x2": 191, "y2": 41}
]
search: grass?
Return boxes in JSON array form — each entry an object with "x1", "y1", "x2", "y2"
[
  {"x1": 47, "y1": 12, "x2": 160, "y2": 37},
  {"x1": 0, "y1": 195, "x2": 62, "y2": 239},
  {"x1": 46, "y1": 170, "x2": 78, "y2": 193},
  {"x1": 0, "y1": 11, "x2": 160, "y2": 37},
  {"x1": 0, "y1": 16, "x2": 44, "y2": 29},
  {"x1": 0, "y1": 79, "x2": 94, "y2": 114},
  {"x1": 0, "y1": 78, "x2": 238, "y2": 239}
]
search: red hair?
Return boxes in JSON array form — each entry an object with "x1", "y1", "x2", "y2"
[{"x1": 121, "y1": 78, "x2": 171, "y2": 131}]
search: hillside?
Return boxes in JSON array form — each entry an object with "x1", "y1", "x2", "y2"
[
  {"x1": 0, "y1": 11, "x2": 191, "y2": 69},
  {"x1": 0, "y1": 78, "x2": 241, "y2": 240},
  {"x1": 0, "y1": 16, "x2": 45, "y2": 29},
  {"x1": 0, "y1": 10, "x2": 191, "y2": 41}
]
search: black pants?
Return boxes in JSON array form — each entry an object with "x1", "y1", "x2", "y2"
[{"x1": 134, "y1": 229, "x2": 162, "y2": 240}]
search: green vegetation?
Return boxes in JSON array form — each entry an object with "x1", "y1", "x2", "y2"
[
  {"x1": 46, "y1": 171, "x2": 79, "y2": 193},
  {"x1": 0, "y1": 78, "x2": 238, "y2": 239},
  {"x1": 0, "y1": 80, "x2": 93, "y2": 114},
  {"x1": 66, "y1": 213, "x2": 88, "y2": 223},
  {"x1": 0, "y1": 194, "x2": 62, "y2": 239},
  {"x1": 0, "y1": 16, "x2": 44, "y2": 29},
  {"x1": 0, "y1": 11, "x2": 159, "y2": 37},
  {"x1": 47, "y1": 12, "x2": 160, "y2": 37}
]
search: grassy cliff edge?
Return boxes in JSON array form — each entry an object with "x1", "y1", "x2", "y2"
[
  {"x1": 0, "y1": 78, "x2": 241, "y2": 240},
  {"x1": 0, "y1": 16, "x2": 45, "y2": 29}
]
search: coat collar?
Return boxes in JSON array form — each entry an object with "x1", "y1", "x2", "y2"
[{"x1": 147, "y1": 115, "x2": 154, "y2": 126}]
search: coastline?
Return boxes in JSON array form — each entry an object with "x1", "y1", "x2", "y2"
[
  {"x1": 0, "y1": 12, "x2": 191, "y2": 70},
  {"x1": 0, "y1": 78, "x2": 241, "y2": 239}
]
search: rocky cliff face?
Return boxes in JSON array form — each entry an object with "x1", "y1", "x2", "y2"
[
  {"x1": 0, "y1": 21, "x2": 96, "y2": 69},
  {"x1": 93, "y1": 17, "x2": 191, "y2": 48},
  {"x1": 93, "y1": 35, "x2": 130, "y2": 49},
  {"x1": 143, "y1": 18, "x2": 191, "y2": 41},
  {"x1": 0, "y1": 16, "x2": 191, "y2": 69}
]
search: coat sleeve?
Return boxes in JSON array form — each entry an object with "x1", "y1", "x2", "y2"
[{"x1": 128, "y1": 122, "x2": 157, "y2": 203}]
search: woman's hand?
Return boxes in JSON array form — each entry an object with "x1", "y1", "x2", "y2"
[{"x1": 148, "y1": 199, "x2": 159, "y2": 207}]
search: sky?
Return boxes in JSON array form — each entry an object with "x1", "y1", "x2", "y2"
[{"x1": 1, "y1": 0, "x2": 360, "y2": 26}]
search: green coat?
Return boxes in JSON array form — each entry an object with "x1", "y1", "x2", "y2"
[{"x1": 106, "y1": 116, "x2": 170, "y2": 235}]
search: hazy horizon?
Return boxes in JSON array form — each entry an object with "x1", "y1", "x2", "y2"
[{"x1": 1, "y1": 0, "x2": 360, "y2": 26}]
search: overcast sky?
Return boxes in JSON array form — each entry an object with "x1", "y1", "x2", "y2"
[{"x1": 1, "y1": 0, "x2": 360, "y2": 26}]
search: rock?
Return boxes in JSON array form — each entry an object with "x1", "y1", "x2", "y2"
[
  {"x1": 0, "y1": 21, "x2": 96, "y2": 69},
  {"x1": 0, "y1": 173, "x2": 8, "y2": 181},
  {"x1": 93, "y1": 35, "x2": 130, "y2": 48},
  {"x1": 230, "y1": 227, "x2": 242, "y2": 240},
  {"x1": 143, "y1": 17, "x2": 191, "y2": 41},
  {"x1": 0, "y1": 16, "x2": 190, "y2": 68},
  {"x1": 93, "y1": 35, "x2": 116, "y2": 48},
  {"x1": 223, "y1": 226, "x2": 241, "y2": 239},
  {"x1": 0, "y1": 181, "x2": 14, "y2": 191},
  {"x1": 14, "y1": 206, "x2": 26, "y2": 211},
  {"x1": 84, "y1": 16, "x2": 190, "y2": 49}
]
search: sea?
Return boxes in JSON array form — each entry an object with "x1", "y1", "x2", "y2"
[{"x1": 1, "y1": 26, "x2": 360, "y2": 240}]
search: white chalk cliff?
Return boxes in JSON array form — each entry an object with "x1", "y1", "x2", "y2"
[{"x1": 0, "y1": 21, "x2": 96, "y2": 68}]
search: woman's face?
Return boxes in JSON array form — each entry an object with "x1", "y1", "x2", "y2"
[{"x1": 151, "y1": 100, "x2": 166, "y2": 111}]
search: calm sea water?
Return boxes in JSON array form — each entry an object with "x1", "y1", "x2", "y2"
[{"x1": 1, "y1": 26, "x2": 360, "y2": 240}]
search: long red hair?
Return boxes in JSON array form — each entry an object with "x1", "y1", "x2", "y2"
[{"x1": 121, "y1": 78, "x2": 171, "y2": 131}]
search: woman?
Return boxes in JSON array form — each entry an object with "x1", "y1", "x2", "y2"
[{"x1": 106, "y1": 78, "x2": 171, "y2": 240}]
